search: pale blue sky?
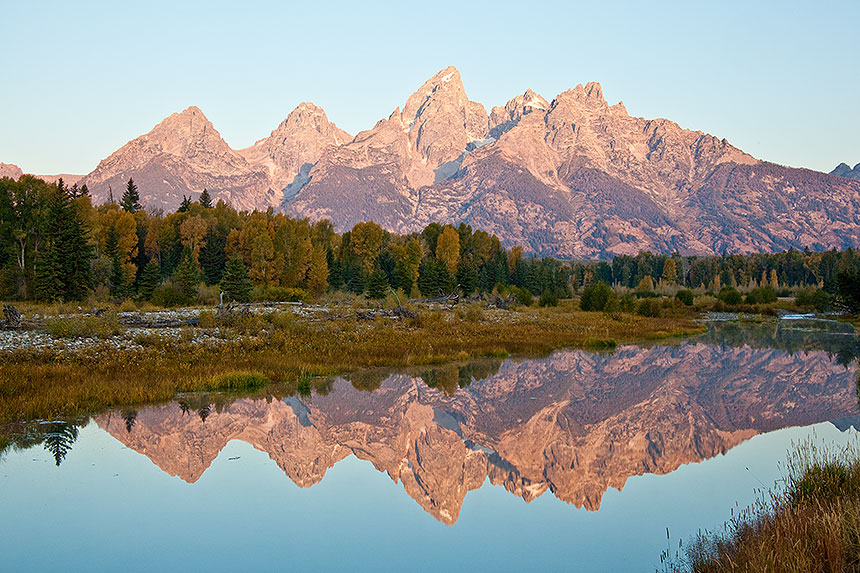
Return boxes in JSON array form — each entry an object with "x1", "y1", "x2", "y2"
[{"x1": 1, "y1": 0, "x2": 857, "y2": 175}]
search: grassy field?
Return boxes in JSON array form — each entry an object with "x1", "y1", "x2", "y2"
[
  {"x1": 665, "y1": 439, "x2": 860, "y2": 572},
  {"x1": 0, "y1": 301, "x2": 703, "y2": 430}
]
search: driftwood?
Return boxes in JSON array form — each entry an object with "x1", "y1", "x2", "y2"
[
  {"x1": 410, "y1": 288, "x2": 460, "y2": 306},
  {"x1": 2, "y1": 304, "x2": 23, "y2": 328},
  {"x1": 355, "y1": 307, "x2": 417, "y2": 321},
  {"x1": 119, "y1": 316, "x2": 199, "y2": 328}
]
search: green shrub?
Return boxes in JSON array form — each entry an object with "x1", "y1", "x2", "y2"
[
  {"x1": 150, "y1": 283, "x2": 191, "y2": 307},
  {"x1": 675, "y1": 289, "x2": 694, "y2": 306},
  {"x1": 539, "y1": 288, "x2": 560, "y2": 307},
  {"x1": 718, "y1": 286, "x2": 743, "y2": 305},
  {"x1": 509, "y1": 286, "x2": 534, "y2": 306},
  {"x1": 636, "y1": 298, "x2": 661, "y2": 317},
  {"x1": 297, "y1": 372, "x2": 313, "y2": 396},
  {"x1": 745, "y1": 286, "x2": 778, "y2": 305},
  {"x1": 579, "y1": 282, "x2": 613, "y2": 311},
  {"x1": 620, "y1": 292, "x2": 637, "y2": 313},
  {"x1": 796, "y1": 288, "x2": 831, "y2": 312}
]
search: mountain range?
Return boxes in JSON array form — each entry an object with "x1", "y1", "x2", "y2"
[
  {"x1": 6, "y1": 66, "x2": 860, "y2": 258},
  {"x1": 97, "y1": 343, "x2": 857, "y2": 524}
]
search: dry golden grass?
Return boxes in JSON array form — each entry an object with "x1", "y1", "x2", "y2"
[{"x1": 668, "y1": 439, "x2": 860, "y2": 572}]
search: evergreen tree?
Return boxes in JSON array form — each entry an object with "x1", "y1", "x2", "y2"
[
  {"x1": 346, "y1": 268, "x2": 365, "y2": 295},
  {"x1": 120, "y1": 178, "x2": 141, "y2": 213},
  {"x1": 59, "y1": 197, "x2": 94, "y2": 300},
  {"x1": 33, "y1": 184, "x2": 92, "y2": 301},
  {"x1": 172, "y1": 250, "x2": 200, "y2": 303},
  {"x1": 220, "y1": 256, "x2": 252, "y2": 302},
  {"x1": 366, "y1": 266, "x2": 388, "y2": 299},
  {"x1": 43, "y1": 422, "x2": 78, "y2": 467},
  {"x1": 456, "y1": 262, "x2": 478, "y2": 296},
  {"x1": 177, "y1": 195, "x2": 192, "y2": 213},
  {"x1": 137, "y1": 259, "x2": 161, "y2": 300},
  {"x1": 199, "y1": 188, "x2": 213, "y2": 209},
  {"x1": 34, "y1": 240, "x2": 63, "y2": 301},
  {"x1": 106, "y1": 226, "x2": 128, "y2": 299},
  {"x1": 122, "y1": 410, "x2": 138, "y2": 433},
  {"x1": 199, "y1": 226, "x2": 226, "y2": 285}
]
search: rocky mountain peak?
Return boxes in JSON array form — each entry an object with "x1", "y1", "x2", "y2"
[
  {"x1": 239, "y1": 102, "x2": 351, "y2": 192},
  {"x1": 0, "y1": 162, "x2": 23, "y2": 180},
  {"x1": 280, "y1": 102, "x2": 349, "y2": 141},
  {"x1": 553, "y1": 81, "x2": 609, "y2": 111},
  {"x1": 144, "y1": 105, "x2": 228, "y2": 158},
  {"x1": 489, "y1": 88, "x2": 550, "y2": 137},
  {"x1": 396, "y1": 66, "x2": 489, "y2": 169},
  {"x1": 401, "y1": 66, "x2": 465, "y2": 121}
]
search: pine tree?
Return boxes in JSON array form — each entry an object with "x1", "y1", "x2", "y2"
[
  {"x1": 177, "y1": 195, "x2": 192, "y2": 213},
  {"x1": 137, "y1": 259, "x2": 161, "y2": 300},
  {"x1": 106, "y1": 226, "x2": 128, "y2": 299},
  {"x1": 199, "y1": 226, "x2": 226, "y2": 285},
  {"x1": 346, "y1": 267, "x2": 365, "y2": 295},
  {"x1": 220, "y1": 256, "x2": 252, "y2": 302},
  {"x1": 120, "y1": 178, "x2": 141, "y2": 213},
  {"x1": 59, "y1": 197, "x2": 93, "y2": 300},
  {"x1": 199, "y1": 188, "x2": 213, "y2": 209},
  {"x1": 172, "y1": 250, "x2": 200, "y2": 303},
  {"x1": 34, "y1": 240, "x2": 63, "y2": 301},
  {"x1": 366, "y1": 266, "x2": 388, "y2": 299},
  {"x1": 43, "y1": 422, "x2": 78, "y2": 467},
  {"x1": 33, "y1": 184, "x2": 92, "y2": 301}
]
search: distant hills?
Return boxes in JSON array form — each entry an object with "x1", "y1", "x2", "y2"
[
  {"x1": 832, "y1": 162, "x2": 860, "y2": 180},
  {"x1": 5, "y1": 67, "x2": 860, "y2": 258}
]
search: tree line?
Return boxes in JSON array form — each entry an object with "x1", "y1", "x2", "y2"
[
  {"x1": 571, "y1": 249, "x2": 859, "y2": 294},
  {"x1": 2, "y1": 175, "x2": 859, "y2": 309},
  {"x1": 0, "y1": 176, "x2": 572, "y2": 304}
]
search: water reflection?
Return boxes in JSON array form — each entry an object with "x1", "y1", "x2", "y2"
[{"x1": 92, "y1": 331, "x2": 858, "y2": 524}]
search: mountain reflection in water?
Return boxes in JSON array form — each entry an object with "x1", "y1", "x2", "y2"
[{"x1": 95, "y1": 339, "x2": 858, "y2": 524}]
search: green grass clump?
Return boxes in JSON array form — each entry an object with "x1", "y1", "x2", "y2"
[
  {"x1": 204, "y1": 371, "x2": 269, "y2": 392},
  {"x1": 583, "y1": 338, "x2": 617, "y2": 350}
]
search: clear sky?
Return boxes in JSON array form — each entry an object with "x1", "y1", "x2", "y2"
[{"x1": 1, "y1": 0, "x2": 857, "y2": 175}]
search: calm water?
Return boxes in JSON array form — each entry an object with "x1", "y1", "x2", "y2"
[{"x1": 1, "y1": 319, "x2": 859, "y2": 572}]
